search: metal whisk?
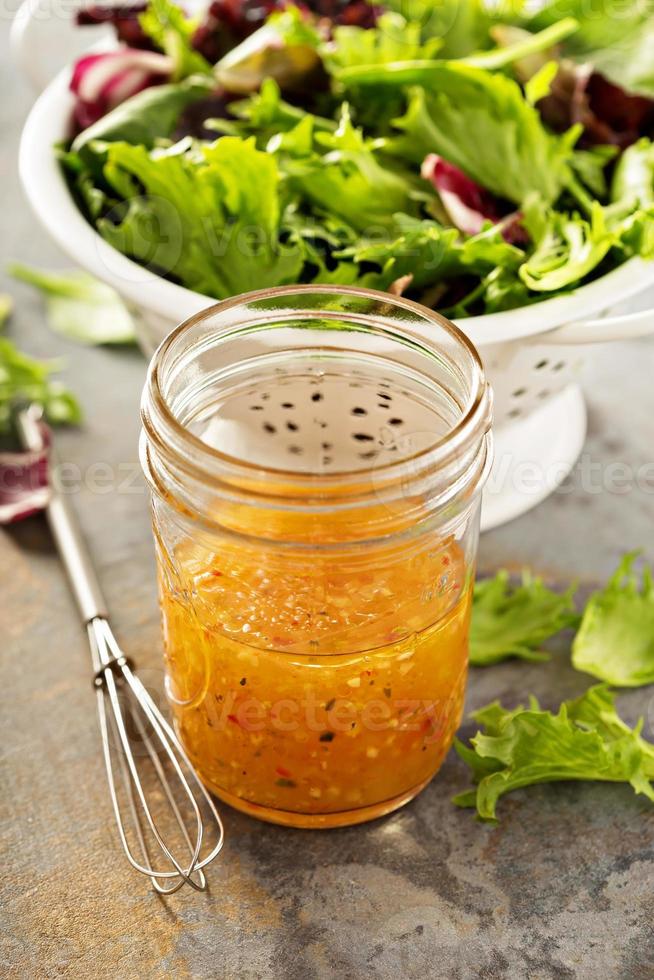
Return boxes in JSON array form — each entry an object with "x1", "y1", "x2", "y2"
[{"x1": 16, "y1": 405, "x2": 225, "y2": 894}]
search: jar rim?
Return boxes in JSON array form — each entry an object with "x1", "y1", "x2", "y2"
[{"x1": 142, "y1": 284, "x2": 491, "y2": 503}]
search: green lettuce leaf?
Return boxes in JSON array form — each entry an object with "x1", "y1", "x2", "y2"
[
  {"x1": 341, "y1": 63, "x2": 580, "y2": 204},
  {"x1": 380, "y1": 0, "x2": 499, "y2": 58},
  {"x1": 226, "y1": 78, "x2": 336, "y2": 146},
  {"x1": 71, "y1": 76, "x2": 214, "y2": 157},
  {"x1": 100, "y1": 136, "x2": 304, "y2": 298},
  {"x1": 7, "y1": 264, "x2": 136, "y2": 345},
  {"x1": 215, "y1": 7, "x2": 322, "y2": 95},
  {"x1": 336, "y1": 215, "x2": 523, "y2": 294},
  {"x1": 454, "y1": 685, "x2": 654, "y2": 821},
  {"x1": 525, "y1": 0, "x2": 654, "y2": 97},
  {"x1": 324, "y1": 13, "x2": 442, "y2": 77},
  {"x1": 0, "y1": 337, "x2": 81, "y2": 432},
  {"x1": 470, "y1": 569, "x2": 578, "y2": 666},
  {"x1": 464, "y1": 17, "x2": 578, "y2": 71},
  {"x1": 519, "y1": 202, "x2": 615, "y2": 291},
  {"x1": 273, "y1": 105, "x2": 421, "y2": 233},
  {"x1": 572, "y1": 553, "x2": 654, "y2": 687},
  {"x1": 0, "y1": 294, "x2": 13, "y2": 329},
  {"x1": 611, "y1": 138, "x2": 654, "y2": 209},
  {"x1": 139, "y1": 0, "x2": 212, "y2": 79}
]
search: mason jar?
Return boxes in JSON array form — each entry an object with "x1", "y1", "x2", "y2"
[{"x1": 140, "y1": 286, "x2": 492, "y2": 828}]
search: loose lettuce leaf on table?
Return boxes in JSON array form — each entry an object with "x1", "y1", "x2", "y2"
[
  {"x1": 0, "y1": 294, "x2": 13, "y2": 329},
  {"x1": 342, "y1": 63, "x2": 580, "y2": 204},
  {"x1": 0, "y1": 337, "x2": 81, "y2": 432},
  {"x1": 454, "y1": 685, "x2": 654, "y2": 821},
  {"x1": 470, "y1": 570, "x2": 578, "y2": 666},
  {"x1": 572, "y1": 553, "x2": 654, "y2": 687},
  {"x1": 100, "y1": 136, "x2": 304, "y2": 298},
  {"x1": 8, "y1": 264, "x2": 136, "y2": 345}
]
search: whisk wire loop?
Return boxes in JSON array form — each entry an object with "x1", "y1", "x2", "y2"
[
  {"x1": 16, "y1": 403, "x2": 226, "y2": 894},
  {"x1": 90, "y1": 617, "x2": 225, "y2": 892}
]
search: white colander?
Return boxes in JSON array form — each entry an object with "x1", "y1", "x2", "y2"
[{"x1": 13, "y1": 0, "x2": 654, "y2": 530}]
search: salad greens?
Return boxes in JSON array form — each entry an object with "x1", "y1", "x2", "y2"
[
  {"x1": 454, "y1": 685, "x2": 654, "y2": 822},
  {"x1": 64, "y1": 0, "x2": 654, "y2": 316},
  {"x1": 8, "y1": 264, "x2": 136, "y2": 345},
  {"x1": 357, "y1": 62, "x2": 581, "y2": 204},
  {"x1": 101, "y1": 136, "x2": 304, "y2": 296},
  {"x1": 572, "y1": 553, "x2": 654, "y2": 687},
  {"x1": 470, "y1": 570, "x2": 578, "y2": 666},
  {"x1": 0, "y1": 295, "x2": 13, "y2": 329},
  {"x1": 139, "y1": 0, "x2": 212, "y2": 80},
  {"x1": 0, "y1": 338, "x2": 81, "y2": 432},
  {"x1": 524, "y1": 0, "x2": 654, "y2": 98}
]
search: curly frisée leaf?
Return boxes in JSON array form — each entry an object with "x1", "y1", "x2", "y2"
[
  {"x1": 323, "y1": 13, "x2": 442, "y2": 77},
  {"x1": 99, "y1": 136, "x2": 304, "y2": 298},
  {"x1": 519, "y1": 202, "x2": 615, "y2": 291},
  {"x1": 454, "y1": 685, "x2": 654, "y2": 822},
  {"x1": 470, "y1": 570, "x2": 578, "y2": 666},
  {"x1": 572, "y1": 553, "x2": 654, "y2": 687}
]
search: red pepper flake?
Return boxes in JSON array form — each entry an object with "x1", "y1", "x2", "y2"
[
  {"x1": 211, "y1": 570, "x2": 223, "y2": 577},
  {"x1": 442, "y1": 555, "x2": 450, "y2": 566},
  {"x1": 227, "y1": 714, "x2": 239, "y2": 725},
  {"x1": 276, "y1": 765, "x2": 292, "y2": 778}
]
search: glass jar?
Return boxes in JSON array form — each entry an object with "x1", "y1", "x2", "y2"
[{"x1": 140, "y1": 286, "x2": 492, "y2": 829}]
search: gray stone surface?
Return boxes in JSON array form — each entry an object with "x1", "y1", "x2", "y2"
[{"x1": 2, "y1": 23, "x2": 654, "y2": 980}]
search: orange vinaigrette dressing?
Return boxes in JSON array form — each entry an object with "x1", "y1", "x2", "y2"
[
  {"x1": 156, "y1": 518, "x2": 472, "y2": 828},
  {"x1": 142, "y1": 291, "x2": 491, "y2": 828}
]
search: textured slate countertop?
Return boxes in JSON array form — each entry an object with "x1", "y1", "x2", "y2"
[{"x1": 2, "y1": 24, "x2": 654, "y2": 980}]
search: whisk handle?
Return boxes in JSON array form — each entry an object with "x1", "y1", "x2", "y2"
[{"x1": 15, "y1": 405, "x2": 109, "y2": 624}]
